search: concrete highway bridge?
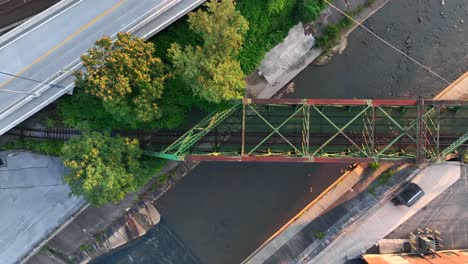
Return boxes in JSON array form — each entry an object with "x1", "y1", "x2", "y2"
[
  {"x1": 146, "y1": 98, "x2": 468, "y2": 164},
  {"x1": 0, "y1": 0, "x2": 205, "y2": 135}
]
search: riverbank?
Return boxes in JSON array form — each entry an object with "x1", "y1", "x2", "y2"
[
  {"x1": 246, "y1": 0, "x2": 390, "y2": 99},
  {"x1": 25, "y1": 1, "x2": 386, "y2": 263},
  {"x1": 21, "y1": 0, "x2": 468, "y2": 263}
]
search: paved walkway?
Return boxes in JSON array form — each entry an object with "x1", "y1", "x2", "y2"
[
  {"x1": 300, "y1": 162, "x2": 461, "y2": 264},
  {"x1": 242, "y1": 163, "x2": 416, "y2": 264},
  {"x1": 0, "y1": 150, "x2": 85, "y2": 264}
]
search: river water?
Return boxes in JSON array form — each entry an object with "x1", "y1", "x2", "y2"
[
  {"x1": 93, "y1": 0, "x2": 468, "y2": 263},
  {"x1": 290, "y1": 0, "x2": 467, "y2": 99}
]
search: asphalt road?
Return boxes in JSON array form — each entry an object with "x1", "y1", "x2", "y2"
[
  {"x1": 0, "y1": 0, "x2": 187, "y2": 134},
  {"x1": 386, "y1": 164, "x2": 468, "y2": 249}
]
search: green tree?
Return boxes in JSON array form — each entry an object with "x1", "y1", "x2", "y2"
[
  {"x1": 75, "y1": 32, "x2": 168, "y2": 128},
  {"x1": 295, "y1": 0, "x2": 327, "y2": 22},
  {"x1": 169, "y1": 0, "x2": 248, "y2": 103},
  {"x1": 267, "y1": 0, "x2": 295, "y2": 14},
  {"x1": 62, "y1": 132, "x2": 143, "y2": 206}
]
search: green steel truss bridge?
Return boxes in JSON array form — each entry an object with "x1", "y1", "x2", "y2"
[{"x1": 145, "y1": 99, "x2": 468, "y2": 163}]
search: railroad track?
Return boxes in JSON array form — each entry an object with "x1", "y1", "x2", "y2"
[
  {"x1": 0, "y1": 0, "x2": 34, "y2": 16},
  {"x1": 6, "y1": 127, "x2": 82, "y2": 140},
  {"x1": 0, "y1": 0, "x2": 60, "y2": 29},
  {"x1": 5, "y1": 127, "x2": 467, "y2": 151}
]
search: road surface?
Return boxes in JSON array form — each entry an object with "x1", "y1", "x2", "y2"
[{"x1": 0, "y1": 0, "x2": 205, "y2": 135}]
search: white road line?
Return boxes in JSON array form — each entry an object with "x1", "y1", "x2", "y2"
[
  {"x1": 450, "y1": 225, "x2": 454, "y2": 249},
  {"x1": 0, "y1": 0, "x2": 83, "y2": 51},
  {"x1": 1, "y1": 0, "x2": 178, "y2": 102},
  {"x1": 464, "y1": 223, "x2": 467, "y2": 249},
  {"x1": 464, "y1": 164, "x2": 467, "y2": 193},
  {"x1": 141, "y1": 0, "x2": 205, "y2": 39}
]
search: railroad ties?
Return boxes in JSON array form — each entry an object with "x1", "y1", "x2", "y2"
[{"x1": 6, "y1": 127, "x2": 82, "y2": 141}]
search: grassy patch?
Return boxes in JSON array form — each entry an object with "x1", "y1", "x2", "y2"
[
  {"x1": 369, "y1": 162, "x2": 380, "y2": 170},
  {"x1": 315, "y1": 0, "x2": 376, "y2": 51},
  {"x1": 236, "y1": 0, "x2": 298, "y2": 73},
  {"x1": 315, "y1": 231, "x2": 325, "y2": 239},
  {"x1": 2, "y1": 139, "x2": 64, "y2": 156},
  {"x1": 315, "y1": 16, "x2": 352, "y2": 50},
  {"x1": 79, "y1": 244, "x2": 90, "y2": 252},
  {"x1": 157, "y1": 174, "x2": 169, "y2": 185},
  {"x1": 367, "y1": 168, "x2": 396, "y2": 195},
  {"x1": 377, "y1": 169, "x2": 395, "y2": 185},
  {"x1": 135, "y1": 156, "x2": 167, "y2": 189}
]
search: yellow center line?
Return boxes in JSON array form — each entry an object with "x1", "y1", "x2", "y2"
[{"x1": 0, "y1": 0, "x2": 127, "y2": 90}]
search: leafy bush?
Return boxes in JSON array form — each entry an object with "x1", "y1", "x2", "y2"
[
  {"x1": 377, "y1": 169, "x2": 395, "y2": 185},
  {"x1": 315, "y1": 231, "x2": 325, "y2": 239},
  {"x1": 295, "y1": 0, "x2": 327, "y2": 22},
  {"x1": 315, "y1": 16, "x2": 352, "y2": 50},
  {"x1": 2, "y1": 139, "x2": 64, "y2": 156},
  {"x1": 61, "y1": 132, "x2": 167, "y2": 206},
  {"x1": 135, "y1": 156, "x2": 167, "y2": 188},
  {"x1": 369, "y1": 162, "x2": 380, "y2": 170},
  {"x1": 236, "y1": 0, "x2": 296, "y2": 73},
  {"x1": 236, "y1": 0, "x2": 327, "y2": 73},
  {"x1": 267, "y1": 0, "x2": 296, "y2": 15},
  {"x1": 149, "y1": 17, "x2": 202, "y2": 63}
]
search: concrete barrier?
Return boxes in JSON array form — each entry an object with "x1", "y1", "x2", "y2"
[{"x1": 434, "y1": 72, "x2": 468, "y2": 100}]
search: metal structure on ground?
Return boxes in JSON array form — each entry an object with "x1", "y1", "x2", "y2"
[{"x1": 145, "y1": 98, "x2": 468, "y2": 163}]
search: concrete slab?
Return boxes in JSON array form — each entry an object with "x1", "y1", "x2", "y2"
[
  {"x1": 259, "y1": 23, "x2": 315, "y2": 84},
  {"x1": 0, "y1": 150, "x2": 85, "y2": 264},
  {"x1": 299, "y1": 162, "x2": 461, "y2": 264},
  {"x1": 434, "y1": 71, "x2": 468, "y2": 100}
]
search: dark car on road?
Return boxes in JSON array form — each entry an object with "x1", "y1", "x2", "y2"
[{"x1": 392, "y1": 182, "x2": 424, "y2": 207}]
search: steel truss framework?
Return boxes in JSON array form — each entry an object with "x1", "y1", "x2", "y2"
[{"x1": 145, "y1": 99, "x2": 468, "y2": 163}]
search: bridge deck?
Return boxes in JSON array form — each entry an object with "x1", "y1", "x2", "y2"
[{"x1": 0, "y1": 0, "x2": 204, "y2": 135}]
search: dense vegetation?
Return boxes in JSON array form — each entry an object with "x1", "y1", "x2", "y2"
[
  {"x1": 3, "y1": 139, "x2": 64, "y2": 156},
  {"x1": 76, "y1": 33, "x2": 168, "y2": 128},
  {"x1": 55, "y1": 0, "x2": 250, "y2": 205},
  {"x1": 62, "y1": 132, "x2": 164, "y2": 206},
  {"x1": 238, "y1": 0, "x2": 326, "y2": 73},
  {"x1": 18, "y1": 0, "x2": 329, "y2": 206},
  {"x1": 169, "y1": 0, "x2": 248, "y2": 103}
]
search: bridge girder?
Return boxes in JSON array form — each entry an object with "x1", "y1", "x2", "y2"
[{"x1": 145, "y1": 99, "x2": 468, "y2": 163}]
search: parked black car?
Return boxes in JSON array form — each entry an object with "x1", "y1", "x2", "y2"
[{"x1": 392, "y1": 182, "x2": 425, "y2": 207}]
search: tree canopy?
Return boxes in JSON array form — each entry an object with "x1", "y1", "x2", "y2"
[
  {"x1": 169, "y1": 0, "x2": 248, "y2": 103},
  {"x1": 62, "y1": 132, "x2": 143, "y2": 206},
  {"x1": 267, "y1": 0, "x2": 295, "y2": 14},
  {"x1": 75, "y1": 32, "x2": 167, "y2": 128}
]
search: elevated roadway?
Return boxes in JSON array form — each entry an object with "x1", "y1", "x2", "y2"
[{"x1": 0, "y1": 0, "x2": 205, "y2": 135}]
